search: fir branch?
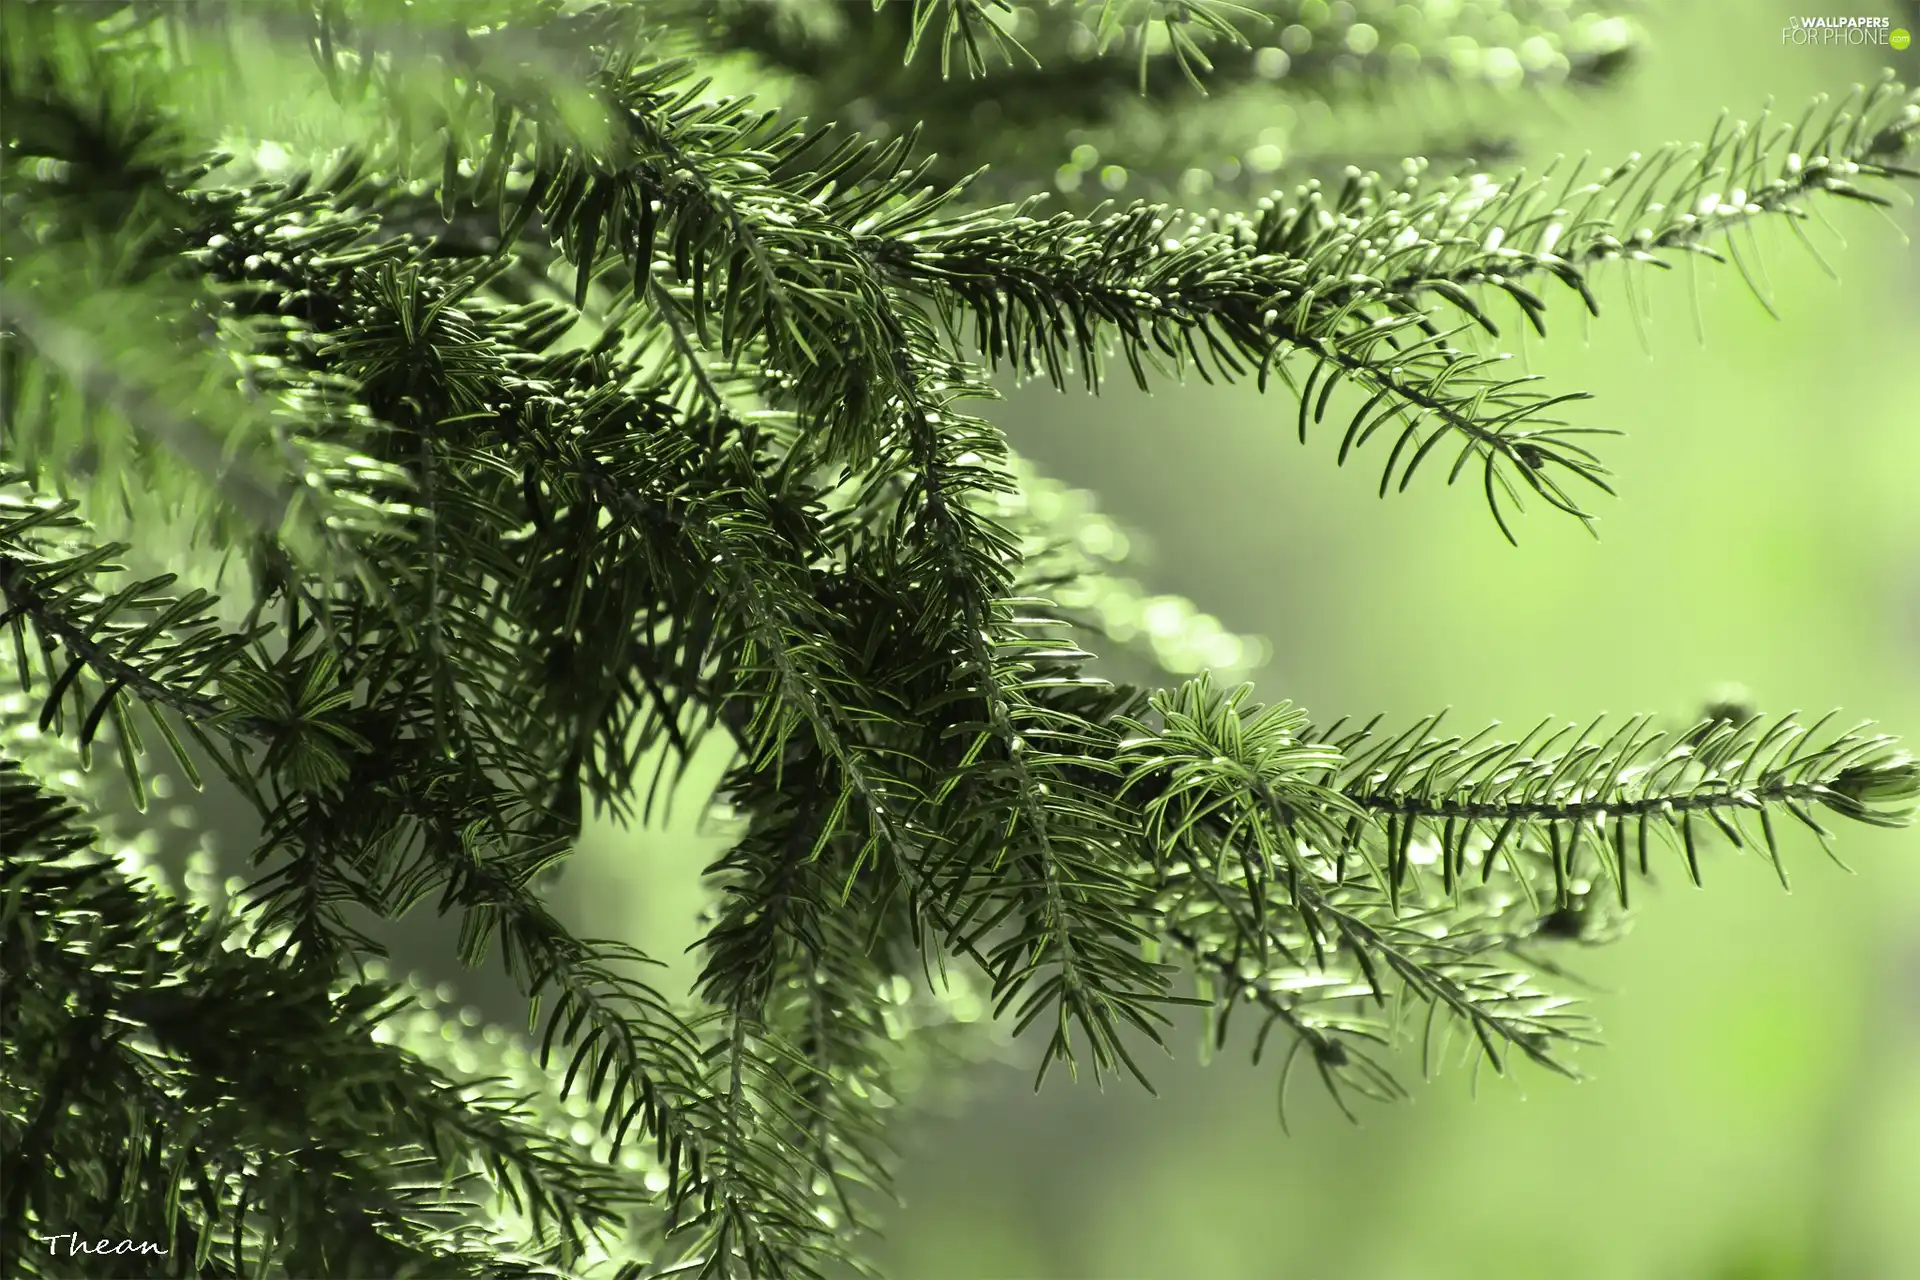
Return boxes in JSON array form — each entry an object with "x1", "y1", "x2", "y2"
[
  {"x1": 859, "y1": 78, "x2": 1919, "y2": 538},
  {"x1": 0, "y1": 754, "x2": 628, "y2": 1278},
  {"x1": 0, "y1": 474, "x2": 766, "y2": 1271},
  {"x1": 868, "y1": 201, "x2": 1609, "y2": 540},
  {"x1": 1114, "y1": 678, "x2": 1585, "y2": 1075},
  {"x1": 865, "y1": 323, "x2": 1181, "y2": 1090},
  {"x1": 1287, "y1": 77, "x2": 1920, "y2": 332},
  {"x1": 1164, "y1": 917, "x2": 1407, "y2": 1124},
  {"x1": 1314, "y1": 710, "x2": 1920, "y2": 906},
  {"x1": 67, "y1": 0, "x2": 1914, "y2": 543},
  {"x1": 4, "y1": 2, "x2": 1918, "y2": 1275},
  {"x1": 0, "y1": 481, "x2": 276, "y2": 799},
  {"x1": 501, "y1": 387, "x2": 950, "y2": 1278}
]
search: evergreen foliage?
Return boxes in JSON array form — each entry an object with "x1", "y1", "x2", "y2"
[{"x1": 3, "y1": 2, "x2": 1918, "y2": 1276}]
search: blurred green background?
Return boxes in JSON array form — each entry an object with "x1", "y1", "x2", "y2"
[{"x1": 556, "y1": 3, "x2": 1920, "y2": 1277}]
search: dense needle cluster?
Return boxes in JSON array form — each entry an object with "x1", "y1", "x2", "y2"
[{"x1": 2, "y1": 2, "x2": 1918, "y2": 1277}]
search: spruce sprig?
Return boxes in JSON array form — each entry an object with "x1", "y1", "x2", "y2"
[
  {"x1": 0, "y1": 753, "x2": 633, "y2": 1278},
  {"x1": 2, "y1": 2, "x2": 1917, "y2": 1277}
]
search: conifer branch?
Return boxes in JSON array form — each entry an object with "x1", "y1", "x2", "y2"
[
  {"x1": 167, "y1": 154, "x2": 964, "y2": 1270},
  {"x1": 4, "y1": 3, "x2": 1917, "y2": 1275},
  {"x1": 865, "y1": 79, "x2": 1919, "y2": 538},
  {"x1": 866, "y1": 318, "x2": 1181, "y2": 1088},
  {"x1": 0, "y1": 474, "x2": 796, "y2": 1272},
  {"x1": 1295, "y1": 77, "x2": 1920, "y2": 331},
  {"x1": 0, "y1": 754, "x2": 630, "y2": 1277},
  {"x1": 1115, "y1": 678, "x2": 1593, "y2": 1078},
  {"x1": 1314, "y1": 711, "x2": 1920, "y2": 905}
]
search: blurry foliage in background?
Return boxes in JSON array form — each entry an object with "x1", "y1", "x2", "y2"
[{"x1": 1, "y1": 2, "x2": 1918, "y2": 1278}]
